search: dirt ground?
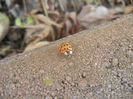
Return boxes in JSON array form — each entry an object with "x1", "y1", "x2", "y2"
[{"x1": 0, "y1": 14, "x2": 133, "y2": 99}]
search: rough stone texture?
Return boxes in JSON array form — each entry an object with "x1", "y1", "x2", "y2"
[{"x1": 0, "y1": 14, "x2": 133, "y2": 99}]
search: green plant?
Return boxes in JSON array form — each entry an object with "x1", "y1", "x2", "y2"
[{"x1": 15, "y1": 16, "x2": 34, "y2": 26}]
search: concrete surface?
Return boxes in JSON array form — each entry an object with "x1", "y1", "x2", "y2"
[{"x1": 0, "y1": 14, "x2": 133, "y2": 99}]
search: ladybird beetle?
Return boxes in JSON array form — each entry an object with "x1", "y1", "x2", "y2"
[{"x1": 59, "y1": 42, "x2": 73, "y2": 55}]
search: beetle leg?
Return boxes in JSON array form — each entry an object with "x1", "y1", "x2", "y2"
[
  {"x1": 69, "y1": 51, "x2": 73, "y2": 55},
  {"x1": 64, "y1": 52, "x2": 68, "y2": 55}
]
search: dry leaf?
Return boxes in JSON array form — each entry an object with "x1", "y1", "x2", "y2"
[
  {"x1": 24, "y1": 41, "x2": 49, "y2": 52},
  {"x1": 124, "y1": 5, "x2": 133, "y2": 14},
  {"x1": 33, "y1": 14, "x2": 62, "y2": 28},
  {"x1": 25, "y1": 25, "x2": 51, "y2": 44}
]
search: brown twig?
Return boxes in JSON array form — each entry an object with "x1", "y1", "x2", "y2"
[
  {"x1": 11, "y1": 24, "x2": 46, "y2": 29},
  {"x1": 40, "y1": 0, "x2": 48, "y2": 17},
  {"x1": 23, "y1": 0, "x2": 27, "y2": 16}
]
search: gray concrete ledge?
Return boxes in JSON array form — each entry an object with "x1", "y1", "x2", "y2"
[{"x1": 0, "y1": 14, "x2": 133, "y2": 99}]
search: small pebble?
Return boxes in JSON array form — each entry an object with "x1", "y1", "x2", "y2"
[
  {"x1": 108, "y1": 84, "x2": 112, "y2": 89},
  {"x1": 103, "y1": 62, "x2": 111, "y2": 68},
  {"x1": 128, "y1": 45, "x2": 132, "y2": 48},
  {"x1": 121, "y1": 45, "x2": 128, "y2": 51},
  {"x1": 45, "y1": 95, "x2": 53, "y2": 99},
  {"x1": 111, "y1": 58, "x2": 119, "y2": 66},
  {"x1": 66, "y1": 76, "x2": 72, "y2": 82},
  {"x1": 71, "y1": 82, "x2": 75, "y2": 87},
  {"x1": 81, "y1": 72, "x2": 86, "y2": 78},
  {"x1": 51, "y1": 92, "x2": 56, "y2": 96},
  {"x1": 127, "y1": 50, "x2": 133, "y2": 58},
  {"x1": 68, "y1": 62, "x2": 74, "y2": 66},
  {"x1": 78, "y1": 79, "x2": 88, "y2": 90},
  {"x1": 111, "y1": 71, "x2": 119, "y2": 77},
  {"x1": 72, "y1": 96, "x2": 83, "y2": 99},
  {"x1": 54, "y1": 96, "x2": 58, "y2": 99},
  {"x1": 131, "y1": 63, "x2": 133, "y2": 67},
  {"x1": 54, "y1": 83, "x2": 62, "y2": 91},
  {"x1": 39, "y1": 70, "x2": 45, "y2": 74}
]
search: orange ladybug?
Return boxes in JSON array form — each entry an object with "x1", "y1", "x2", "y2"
[{"x1": 59, "y1": 42, "x2": 73, "y2": 55}]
